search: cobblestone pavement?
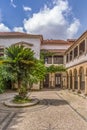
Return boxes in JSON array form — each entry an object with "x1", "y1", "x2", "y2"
[{"x1": 0, "y1": 89, "x2": 87, "y2": 130}]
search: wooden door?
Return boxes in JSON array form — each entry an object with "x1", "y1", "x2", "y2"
[
  {"x1": 55, "y1": 74, "x2": 61, "y2": 87},
  {"x1": 43, "y1": 74, "x2": 49, "y2": 88}
]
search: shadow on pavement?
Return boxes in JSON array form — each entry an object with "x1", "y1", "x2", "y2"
[{"x1": 39, "y1": 99, "x2": 68, "y2": 106}]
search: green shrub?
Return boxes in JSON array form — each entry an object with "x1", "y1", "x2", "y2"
[
  {"x1": 18, "y1": 86, "x2": 27, "y2": 98},
  {"x1": 13, "y1": 95, "x2": 31, "y2": 104},
  {"x1": 0, "y1": 80, "x2": 5, "y2": 94},
  {"x1": 0, "y1": 87, "x2": 4, "y2": 94}
]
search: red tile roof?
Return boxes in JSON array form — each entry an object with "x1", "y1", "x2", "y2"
[
  {"x1": 43, "y1": 40, "x2": 73, "y2": 45},
  {"x1": 0, "y1": 32, "x2": 43, "y2": 39}
]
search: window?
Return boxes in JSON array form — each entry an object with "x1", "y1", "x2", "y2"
[
  {"x1": 79, "y1": 40, "x2": 85, "y2": 55},
  {"x1": 0, "y1": 48, "x2": 4, "y2": 52},
  {"x1": 70, "y1": 51, "x2": 73, "y2": 61},
  {"x1": 66, "y1": 54, "x2": 68, "y2": 63},
  {"x1": 53, "y1": 55, "x2": 63, "y2": 64},
  {"x1": 44, "y1": 56, "x2": 52, "y2": 64},
  {"x1": 74, "y1": 46, "x2": 78, "y2": 58},
  {"x1": 0, "y1": 47, "x2": 4, "y2": 57}
]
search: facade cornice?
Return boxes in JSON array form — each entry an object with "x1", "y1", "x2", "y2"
[{"x1": 0, "y1": 32, "x2": 43, "y2": 40}]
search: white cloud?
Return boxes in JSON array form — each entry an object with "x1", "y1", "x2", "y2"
[
  {"x1": 13, "y1": 27, "x2": 24, "y2": 32},
  {"x1": 23, "y1": 5, "x2": 32, "y2": 11},
  {"x1": 67, "y1": 19, "x2": 80, "y2": 38},
  {"x1": 0, "y1": 23, "x2": 10, "y2": 32},
  {"x1": 24, "y1": 0, "x2": 80, "y2": 39},
  {"x1": 10, "y1": 0, "x2": 16, "y2": 8}
]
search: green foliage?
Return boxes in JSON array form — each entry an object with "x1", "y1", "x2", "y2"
[
  {"x1": 3, "y1": 45, "x2": 37, "y2": 97},
  {"x1": 46, "y1": 65, "x2": 66, "y2": 73},
  {"x1": 0, "y1": 45, "x2": 47, "y2": 98},
  {"x1": 5, "y1": 45, "x2": 35, "y2": 74},
  {"x1": 13, "y1": 95, "x2": 31, "y2": 104},
  {"x1": 25, "y1": 61, "x2": 47, "y2": 88},
  {"x1": 33, "y1": 61, "x2": 47, "y2": 81},
  {"x1": 40, "y1": 50, "x2": 55, "y2": 63},
  {"x1": 28, "y1": 74, "x2": 38, "y2": 88},
  {"x1": 0, "y1": 64, "x2": 16, "y2": 93},
  {"x1": 18, "y1": 86, "x2": 27, "y2": 98},
  {"x1": 1, "y1": 45, "x2": 46, "y2": 98},
  {"x1": 5, "y1": 45, "x2": 35, "y2": 77},
  {"x1": 0, "y1": 84, "x2": 5, "y2": 93}
]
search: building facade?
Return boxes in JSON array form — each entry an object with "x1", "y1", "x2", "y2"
[
  {"x1": 0, "y1": 31, "x2": 87, "y2": 95},
  {"x1": 0, "y1": 32, "x2": 43, "y2": 59},
  {"x1": 65, "y1": 31, "x2": 87, "y2": 95},
  {"x1": 41, "y1": 39, "x2": 73, "y2": 89},
  {"x1": 0, "y1": 32, "x2": 43, "y2": 90}
]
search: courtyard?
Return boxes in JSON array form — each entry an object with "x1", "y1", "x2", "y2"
[{"x1": 0, "y1": 89, "x2": 87, "y2": 130}]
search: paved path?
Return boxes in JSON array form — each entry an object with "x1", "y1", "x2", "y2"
[{"x1": 0, "y1": 90, "x2": 87, "y2": 130}]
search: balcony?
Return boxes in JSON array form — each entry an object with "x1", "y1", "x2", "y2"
[
  {"x1": 65, "y1": 39, "x2": 86, "y2": 68},
  {"x1": 65, "y1": 53, "x2": 87, "y2": 68},
  {"x1": 44, "y1": 55, "x2": 63, "y2": 66}
]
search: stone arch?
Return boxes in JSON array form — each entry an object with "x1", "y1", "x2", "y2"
[
  {"x1": 79, "y1": 67, "x2": 85, "y2": 90},
  {"x1": 69, "y1": 70, "x2": 72, "y2": 89},
  {"x1": 74, "y1": 69, "x2": 78, "y2": 89}
]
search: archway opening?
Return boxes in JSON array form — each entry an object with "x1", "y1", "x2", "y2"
[{"x1": 74, "y1": 69, "x2": 78, "y2": 89}]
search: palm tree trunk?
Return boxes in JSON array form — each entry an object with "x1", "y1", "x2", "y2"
[{"x1": 18, "y1": 79, "x2": 21, "y2": 89}]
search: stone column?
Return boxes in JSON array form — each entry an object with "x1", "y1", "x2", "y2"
[
  {"x1": 77, "y1": 75, "x2": 81, "y2": 93},
  {"x1": 78, "y1": 45, "x2": 79, "y2": 57},
  {"x1": 51, "y1": 73, "x2": 54, "y2": 88},
  {"x1": 40, "y1": 81, "x2": 43, "y2": 89},
  {"x1": 72, "y1": 50, "x2": 74, "y2": 61},
  {"x1": 52, "y1": 73, "x2": 55, "y2": 88},
  {"x1": 49, "y1": 73, "x2": 51, "y2": 88},
  {"x1": 68, "y1": 76, "x2": 71, "y2": 90},
  {"x1": 72, "y1": 75, "x2": 75, "y2": 91},
  {"x1": 63, "y1": 76, "x2": 67, "y2": 88},
  {"x1": 85, "y1": 75, "x2": 87, "y2": 95},
  {"x1": 52, "y1": 56, "x2": 54, "y2": 64}
]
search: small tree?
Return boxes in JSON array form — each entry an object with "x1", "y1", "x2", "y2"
[
  {"x1": 0, "y1": 45, "x2": 46, "y2": 102},
  {"x1": 28, "y1": 60, "x2": 47, "y2": 88},
  {"x1": 3, "y1": 45, "x2": 36, "y2": 98}
]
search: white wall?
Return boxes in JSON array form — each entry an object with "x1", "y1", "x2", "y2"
[
  {"x1": 41, "y1": 44, "x2": 70, "y2": 50},
  {"x1": 0, "y1": 37, "x2": 41, "y2": 59}
]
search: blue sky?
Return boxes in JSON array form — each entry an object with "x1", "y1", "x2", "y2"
[{"x1": 0, "y1": 0, "x2": 87, "y2": 40}]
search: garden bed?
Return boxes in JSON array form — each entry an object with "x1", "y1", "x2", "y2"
[{"x1": 4, "y1": 98, "x2": 39, "y2": 108}]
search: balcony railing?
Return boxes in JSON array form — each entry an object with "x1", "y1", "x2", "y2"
[{"x1": 45, "y1": 56, "x2": 63, "y2": 64}]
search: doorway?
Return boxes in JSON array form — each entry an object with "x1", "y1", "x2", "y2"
[
  {"x1": 43, "y1": 74, "x2": 49, "y2": 88},
  {"x1": 55, "y1": 73, "x2": 61, "y2": 87}
]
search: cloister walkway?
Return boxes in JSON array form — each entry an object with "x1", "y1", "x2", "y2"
[{"x1": 0, "y1": 89, "x2": 87, "y2": 130}]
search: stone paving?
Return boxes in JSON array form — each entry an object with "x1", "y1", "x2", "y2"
[{"x1": 0, "y1": 89, "x2": 87, "y2": 130}]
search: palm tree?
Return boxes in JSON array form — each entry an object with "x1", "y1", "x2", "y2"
[{"x1": 4, "y1": 45, "x2": 35, "y2": 97}]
